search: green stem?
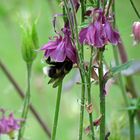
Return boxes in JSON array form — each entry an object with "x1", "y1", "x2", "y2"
[
  {"x1": 63, "y1": 0, "x2": 75, "y2": 39},
  {"x1": 86, "y1": 47, "x2": 95, "y2": 140},
  {"x1": 89, "y1": 0, "x2": 94, "y2": 5},
  {"x1": 112, "y1": 2, "x2": 135, "y2": 140},
  {"x1": 79, "y1": 84, "x2": 86, "y2": 140},
  {"x1": 97, "y1": 0, "x2": 100, "y2": 8},
  {"x1": 80, "y1": 0, "x2": 85, "y2": 59},
  {"x1": 129, "y1": 113, "x2": 135, "y2": 140},
  {"x1": 18, "y1": 63, "x2": 32, "y2": 140},
  {"x1": 69, "y1": 1, "x2": 87, "y2": 140},
  {"x1": 51, "y1": 81, "x2": 63, "y2": 140},
  {"x1": 80, "y1": 0, "x2": 85, "y2": 22},
  {"x1": 113, "y1": 42, "x2": 135, "y2": 140},
  {"x1": 63, "y1": 1, "x2": 86, "y2": 139},
  {"x1": 130, "y1": 0, "x2": 140, "y2": 19},
  {"x1": 106, "y1": 0, "x2": 113, "y2": 16},
  {"x1": 98, "y1": 49, "x2": 105, "y2": 140}
]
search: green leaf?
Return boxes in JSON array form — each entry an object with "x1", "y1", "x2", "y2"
[{"x1": 110, "y1": 61, "x2": 133, "y2": 75}]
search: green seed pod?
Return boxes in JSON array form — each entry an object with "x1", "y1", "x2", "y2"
[{"x1": 20, "y1": 15, "x2": 39, "y2": 64}]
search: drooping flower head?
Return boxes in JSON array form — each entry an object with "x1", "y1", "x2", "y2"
[
  {"x1": 41, "y1": 25, "x2": 77, "y2": 63},
  {"x1": 132, "y1": 21, "x2": 140, "y2": 45},
  {"x1": 79, "y1": 8, "x2": 120, "y2": 48},
  {"x1": 41, "y1": 25, "x2": 77, "y2": 87},
  {"x1": 0, "y1": 110, "x2": 22, "y2": 137}
]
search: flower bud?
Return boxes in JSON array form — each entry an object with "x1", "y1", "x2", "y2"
[
  {"x1": 132, "y1": 21, "x2": 140, "y2": 45},
  {"x1": 20, "y1": 13, "x2": 39, "y2": 64}
]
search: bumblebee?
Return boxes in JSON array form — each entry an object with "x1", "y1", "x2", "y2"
[{"x1": 44, "y1": 57, "x2": 73, "y2": 87}]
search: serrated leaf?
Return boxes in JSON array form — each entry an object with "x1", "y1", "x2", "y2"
[{"x1": 111, "y1": 61, "x2": 133, "y2": 75}]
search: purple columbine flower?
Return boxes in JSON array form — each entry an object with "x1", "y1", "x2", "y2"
[
  {"x1": 79, "y1": 9, "x2": 120, "y2": 48},
  {"x1": 41, "y1": 26, "x2": 77, "y2": 63},
  {"x1": 0, "y1": 110, "x2": 22, "y2": 136}
]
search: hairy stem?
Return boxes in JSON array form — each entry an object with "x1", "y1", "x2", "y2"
[
  {"x1": 51, "y1": 81, "x2": 63, "y2": 140},
  {"x1": 86, "y1": 47, "x2": 95, "y2": 140},
  {"x1": 98, "y1": 48, "x2": 105, "y2": 140},
  {"x1": 18, "y1": 63, "x2": 32, "y2": 140},
  {"x1": 79, "y1": 85, "x2": 86, "y2": 140},
  {"x1": 63, "y1": 1, "x2": 86, "y2": 139},
  {"x1": 80, "y1": 0, "x2": 85, "y2": 59},
  {"x1": 129, "y1": 113, "x2": 135, "y2": 140}
]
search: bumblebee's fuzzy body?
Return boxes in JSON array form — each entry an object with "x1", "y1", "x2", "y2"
[{"x1": 44, "y1": 57, "x2": 73, "y2": 87}]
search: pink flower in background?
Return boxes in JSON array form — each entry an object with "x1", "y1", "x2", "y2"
[
  {"x1": 132, "y1": 21, "x2": 140, "y2": 45},
  {"x1": 0, "y1": 110, "x2": 22, "y2": 135},
  {"x1": 41, "y1": 26, "x2": 77, "y2": 63},
  {"x1": 79, "y1": 9, "x2": 120, "y2": 48}
]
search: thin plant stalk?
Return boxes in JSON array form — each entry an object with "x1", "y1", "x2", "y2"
[
  {"x1": 118, "y1": 30, "x2": 140, "y2": 126},
  {"x1": 113, "y1": 43, "x2": 135, "y2": 140},
  {"x1": 79, "y1": 85, "x2": 86, "y2": 140},
  {"x1": 97, "y1": 0, "x2": 100, "y2": 8},
  {"x1": 18, "y1": 63, "x2": 32, "y2": 140},
  {"x1": 86, "y1": 47, "x2": 95, "y2": 140},
  {"x1": 51, "y1": 81, "x2": 63, "y2": 140},
  {"x1": 129, "y1": 113, "x2": 135, "y2": 140},
  {"x1": 129, "y1": 0, "x2": 140, "y2": 19},
  {"x1": 0, "y1": 60, "x2": 51, "y2": 138},
  {"x1": 112, "y1": 2, "x2": 135, "y2": 140},
  {"x1": 63, "y1": 1, "x2": 86, "y2": 140},
  {"x1": 80, "y1": 0, "x2": 85, "y2": 59},
  {"x1": 98, "y1": 48, "x2": 105, "y2": 140}
]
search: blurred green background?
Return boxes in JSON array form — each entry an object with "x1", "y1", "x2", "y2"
[{"x1": 0, "y1": 0, "x2": 140, "y2": 140}]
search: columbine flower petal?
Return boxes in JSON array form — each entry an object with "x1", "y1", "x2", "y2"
[
  {"x1": 79, "y1": 8, "x2": 120, "y2": 48},
  {"x1": 104, "y1": 21, "x2": 120, "y2": 45},
  {"x1": 41, "y1": 26, "x2": 77, "y2": 63}
]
